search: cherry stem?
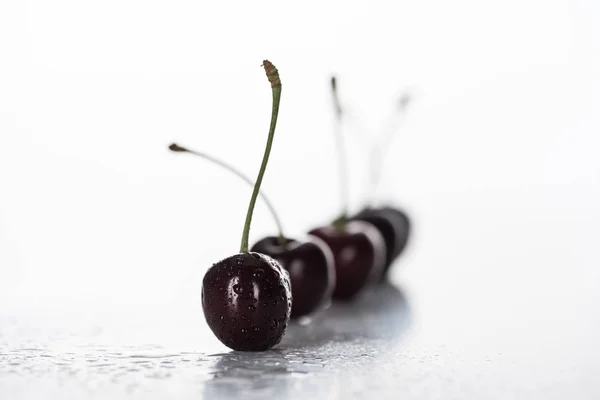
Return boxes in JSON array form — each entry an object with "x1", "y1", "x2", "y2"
[
  {"x1": 239, "y1": 60, "x2": 282, "y2": 253},
  {"x1": 364, "y1": 93, "x2": 412, "y2": 207},
  {"x1": 331, "y1": 76, "x2": 349, "y2": 228},
  {"x1": 168, "y1": 143, "x2": 286, "y2": 245}
]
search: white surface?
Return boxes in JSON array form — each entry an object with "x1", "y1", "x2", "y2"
[
  {"x1": 1, "y1": 0, "x2": 600, "y2": 398},
  {"x1": 1, "y1": 190, "x2": 599, "y2": 399}
]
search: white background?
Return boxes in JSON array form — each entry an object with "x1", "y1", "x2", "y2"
[{"x1": 1, "y1": 0, "x2": 599, "y2": 315}]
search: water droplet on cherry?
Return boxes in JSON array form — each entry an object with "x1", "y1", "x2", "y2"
[
  {"x1": 253, "y1": 268, "x2": 264, "y2": 278},
  {"x1": 233, "y1": 284, "x2": 243, "y2": 294}
]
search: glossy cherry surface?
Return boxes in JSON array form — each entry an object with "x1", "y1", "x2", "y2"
[
  {"x1": 251, "y1": 236, "x2": 335, "y2": 319},
  {"x1": 351, "y1": 210, "x2": 396, "y2": 272},
  {"x1": 202, "y1": 252, "x2": 292, "y2": 351},
  {"x1": 352, "y1": 206, "x2": 411, "y2": 278},
  {"x1": 380, "y1": 205, "x2": 411, "y2": 257},
  {"x1": 309, "y1": 220, "x2": 386, "y2": 300}
]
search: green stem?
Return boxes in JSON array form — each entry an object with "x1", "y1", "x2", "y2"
[
  {"x1": 168, "y1": 143, "x2": 286, "y2": 245},
  {"x1": 239, "y1": 61, "x2": 282, "y2": 253},
  {"x1": 331, "y1": 76, "x2": 349, "y2": 227}
]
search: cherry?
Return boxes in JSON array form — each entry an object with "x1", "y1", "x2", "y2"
[
  {"x1": 332, "y1": 75, "x2": 414, "y2": 280},
  {"x1": 309, "y1": 221, "x2": 385, "y2": 299},
  {"x1": 170, "y1": 60, "x2": 289, "y2": 351},
  {"x1": 350, "y1": 208, "x2": 397, "y2": 271},
  {"x1": 202, "y1": 252, "x2": 291, "y2": 351},
  {"x1": 351, "y1": 206, "x2": 410, "y2": 279},
  {"x1": 251, "y1": 235, "x2": 335, "y2": 319},
  {"x1": 306, "y1": 77, "x2": 386, "y2": 300},
  {"x1": 379, "y1": 205, "x2": 411, "y2": 258}
]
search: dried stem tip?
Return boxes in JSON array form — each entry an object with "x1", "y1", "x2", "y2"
[
  {"x1": 168, "y1": 143, "x2": 188, "y2": 152},
  {"x1": 262, "y1": 60, "x2": 281, "y2": 88},
  {"x1": 330, "y1": 75, "x2": 343, "y2": 118}
]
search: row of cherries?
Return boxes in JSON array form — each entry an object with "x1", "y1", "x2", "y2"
[{"x1": 170, "y1": 60, "x2": 411, "y2": 351}]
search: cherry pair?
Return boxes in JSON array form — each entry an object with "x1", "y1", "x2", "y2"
[{"x1": 171, "y1": 62, "x2": 332, "y2": 351}]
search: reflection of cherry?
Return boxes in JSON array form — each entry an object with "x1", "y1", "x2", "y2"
[
  {"x1": 309, "y1": 221, "x2": 385, "y2": 299},
  {"x1": 251, "y1": 236, "x2": 335, "y2": 318},
  {"x1": 352, "y1": 206, "x2": 410, "y2": 279},
  {"x1": 171, "y1": 60, "x2": 289, "y2": 351}
]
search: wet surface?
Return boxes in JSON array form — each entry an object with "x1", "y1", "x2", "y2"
[
  {"x1": 0, "y1": 284, "x2": 412, "y2": 399},
  {"x1": 2, "y1": 193, "x2": 600, "y2": 399}
]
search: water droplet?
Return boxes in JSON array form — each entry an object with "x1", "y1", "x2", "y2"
[
  {"x1": 248, "y1": 305, "x2": 256, "y2": 312},
  {"x1": 272, "y1": 300, "x2": 277, "y2": 306},
  {"x1": 233, "y1": 285, "x2": 243, "y2": 294},
  {"x1": 241, "y1": 315, "x2": 249, "y2": 322},
  {"x1": 236, "y1": 257, "x2": 244, "y2": 265},
  {"x1": 253, "y1": 268, "x2": 264, "y2": 277},
  {"x1": 262, "y1": 302, "x2": 268, "y2": 307},
  {"x1": 252, "y1": 253, "x2": 261, "y2": 260},
  {"x1": 270, "y1": 319, "x2": 279, "y2": 330},
  {"x1": 254, "y1": 327, "x2": 261, "y2": 332},
  {"x1": 241, "y1": 328, "x2": 248, "y2": 334},
  {"x1": 220, "y1": 315, "x2": 225, "y2": 322}
]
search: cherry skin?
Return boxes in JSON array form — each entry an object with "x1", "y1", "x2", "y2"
[
  {"x1": 380, "y1": 205, "x2": 411, "y2": 257},
  {"x1": 308, "y1": 220, "x2": 386, "y2": 300},
  {"x1": 202, "y1": 252, "x2": 292, "y2": 351},
  {"x1": 351, "y1": 206, "x2": 411, "y2": 279},
  {"x1": 350, "y1": 210, "x2": 397, "y2": 272},
  {"x1": 251, "y1": 236, "x2": 335, "y2": 319}
]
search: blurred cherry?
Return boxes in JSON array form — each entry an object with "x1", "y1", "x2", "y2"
[
  {"x1": 251, "y1": 235, "x2": 335, "y2": 319},
  {"x1": 352, "y1": 206, "x2": 410, "y2": 279},
  {"x1": 309, "y1": 220, "x2": 385, "y2": 299}
]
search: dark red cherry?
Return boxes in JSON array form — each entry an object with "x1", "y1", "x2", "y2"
[
  {"x1": 380, "y1": 205, "x2": 411, "y2": 257},
  {"x1": 352, "y1": 206, "x2": 411, "y2": 279},
  {"x1": 308, "y1": 220, "x2": 386, "y2": 300},
  {"x1": 250, "y1": 236, "x2": 335, "y2": 319},
  {"x1": 202, "y1": 252, "x2": 292, "y2": 351},
  {"x1": 351, "y1": 210, "x2": 396, "y2": 271}
]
